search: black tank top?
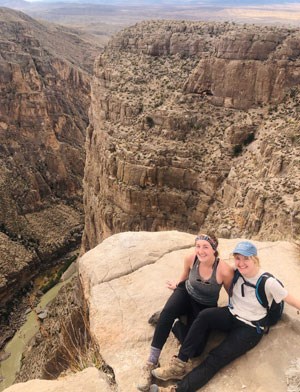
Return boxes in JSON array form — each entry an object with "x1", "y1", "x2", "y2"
[{"x1": 185, "y1": 256, "x2": 222, "y2": 306}]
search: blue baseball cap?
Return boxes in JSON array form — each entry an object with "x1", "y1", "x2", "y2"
[{"x1": 232, "y1": 241, "x2": 257, "y2": 257}]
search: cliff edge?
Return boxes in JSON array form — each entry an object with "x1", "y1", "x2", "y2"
[
  {"x1": 4, "y1": 231, "x2": 300, "y2": 391},
  {"x1": 78, "y1": 231, "x2": 300, "y2": 392}
]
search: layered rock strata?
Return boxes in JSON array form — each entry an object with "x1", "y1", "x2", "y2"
[
  {"x1": 83, "y1": 20, "x2": 300, "y2": 251},
  {"x1": 0, "y1": 8, "x2": 99, "y2": 312}
]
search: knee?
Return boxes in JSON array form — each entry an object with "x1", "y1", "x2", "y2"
[
  {"x1": 207, "y1": 341, "x2": 245, "y2": 369},
  {"x1": 207, "y1": 347, "x2": 232, "y2": 366},
  {"x1": 159, "y1": 307, "x2": 177, "y2": 323},
  {"x1": 193, "y1": 307, "x2": 216, "y2": 325}
]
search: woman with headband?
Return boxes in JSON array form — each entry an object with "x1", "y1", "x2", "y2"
[{"x1": 137, "y1": 233, "x2": 234, "y2": 392}]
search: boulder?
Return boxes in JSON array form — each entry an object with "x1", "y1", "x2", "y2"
[
  {"x1": 77, "y1": 231, "x2": 300, "y2": 392},
  {"x1": 2, "y1": 367, "x2": 111, "y2": 392},
  {"x1": 4, "y1": 231, "x2": 300, "y2": 392}
]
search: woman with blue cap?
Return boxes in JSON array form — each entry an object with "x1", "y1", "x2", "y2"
[{"x1": 149, "y1": 240, "x2": 300, "y2": 392}]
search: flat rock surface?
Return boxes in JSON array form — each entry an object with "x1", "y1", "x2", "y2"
[
  {"x1": 78, "y1": 231, "x2": 300, "y2": 392},
  {"x1": 2, "y1": 367, "x2": 111, "y2": 392}
]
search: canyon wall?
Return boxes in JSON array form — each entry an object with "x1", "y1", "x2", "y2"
[
  {"x1": 83, "y1": 20, "x2": 300, "y2": 251},
  {"x1": 0, "y1": 7, "x2": 99, "y2": 321}
]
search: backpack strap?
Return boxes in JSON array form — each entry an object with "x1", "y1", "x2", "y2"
[
  {"x1": 228, "y1": 269, "x2": 256, "y2": 307},
  {"x1": 254, "y1": 272, "x2": 285, "y2": 334},
  {"x1": 228, "y1": 270, "x2": 265, "y2": 311},
  {"x1": 228, "y1": 269, "x2": 241, "y2": 298},
  {"x1": 255, "y1": 272, "x2": 274, "y2": 309},
  {"x1": 239, "y1": 274, "x2": 256, "y2": 297},
  {"x1": 228, "y1": 270, "x2": 266, "y2": 333},
  {"x1": 228, "y1": 270, "x2": 284, "y2": 334}
]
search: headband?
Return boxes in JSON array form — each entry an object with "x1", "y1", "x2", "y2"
[{"x1": 195, "y1": 235, "x2": 217, "y2": 251}]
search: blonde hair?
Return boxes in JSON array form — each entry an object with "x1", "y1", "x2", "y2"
[
  {"x1": 233, "y1": 254, "x2": 260, "y2": 266},
  {"x1": 250, "y1": 255, "x2": 260, "y2": 266}
]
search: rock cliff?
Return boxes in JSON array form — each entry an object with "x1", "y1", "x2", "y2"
[
  {"x1": 0, "y1": 7, "x2": 99, "y2": 335},
  {"x1": 83, "y1": 20, "x2": 300, "y2": 251},
  {"x1": 77, "y1": 231, "x2": 300, "y2": 392},
  {"x1": 6, "y1": 231, "x2": 300, "y2": 391}
]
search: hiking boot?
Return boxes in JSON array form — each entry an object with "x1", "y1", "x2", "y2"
[
  {"x1": 151, "y1": 356, "x2": 188, "y2": 381},
  {"x1": 137, "y1": 362, "x2": 158, "y2": 391},
  {"x1": 149, "y1": 385, "x2": 177, "y2": 392}
]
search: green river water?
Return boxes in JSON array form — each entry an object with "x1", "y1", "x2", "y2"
[{"x1": 0, "y1": 278, "x2": 71, "y2": 391}]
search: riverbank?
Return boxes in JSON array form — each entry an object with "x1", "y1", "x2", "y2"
[
  {"x1": 0, "y1": 252, "x2": 115, "y2": 391},
  {"x1": 14, "y1": 275, "x2": 115, "y2": 387},
  {"x1": 0, "y1": 252, "x2": 79, "y2": 352},
  {"x1": 0, "y1": 268, "x2": 79, "y2": 391},
  {"x1": 14, "y1": 276, "x2": 83, "y2": 383},
  {"x1": 0, "y1": 286, "x2": 37, "y2": 353}
]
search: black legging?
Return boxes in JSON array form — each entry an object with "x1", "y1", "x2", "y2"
[
  {"x1": 175, "y1": 307, "x2": 263, "y2": 392},
  {"x1": 151, "y1": 281, "x2": 216, "y2": 350}
]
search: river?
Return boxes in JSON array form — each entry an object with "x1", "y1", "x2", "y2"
[{"x1": 0, "y1": 269, "x2": 75, "y2": 391}]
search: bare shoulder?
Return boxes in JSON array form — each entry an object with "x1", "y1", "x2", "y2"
[
  {"x1": 184, "y1": 253, "x2": 196, "y2": 269},
  {"x1": 218, "y1": 259, "x2": 234, "y2": 277},
  {"x1": 216, "y1": 259, "x2": 234, "y2": 289}
]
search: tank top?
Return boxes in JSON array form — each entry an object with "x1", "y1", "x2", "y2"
[{"x1": 185, "y1": 256, "x2": 222, "y2": 305}]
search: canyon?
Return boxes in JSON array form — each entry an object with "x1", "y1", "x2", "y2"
[
  {"x1": 0, "y1": 7, "x2": 99, "y2": 345},
  {"x1": 83, "y1": 20, "x2": 300, "y2": 251},
  {"x1": 1, "y1": 8, "x2": 300, "y2": 391}
]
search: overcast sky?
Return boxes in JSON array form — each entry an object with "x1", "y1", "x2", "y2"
[{"x1": 24, "y1": 0, "x2": 300, "y2": 3}]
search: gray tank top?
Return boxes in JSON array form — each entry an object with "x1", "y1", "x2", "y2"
[{"x1": 185, "y1": 256, "x2": 222, "y2": 305}]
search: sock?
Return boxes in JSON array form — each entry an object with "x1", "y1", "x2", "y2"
[{"x1": 148, "y1": 346, "x2": 161, "y2": 365}]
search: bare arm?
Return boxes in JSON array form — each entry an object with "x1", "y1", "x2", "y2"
[
  {"x1": 284, "y1": 293, "x2": 300, "y2": 311},
  {"x1": 166, "y1": 253, "x2": 193, "y2": 290},
  {"x1": 219, "y1": 260, "x2": 234, "y2": 293}
]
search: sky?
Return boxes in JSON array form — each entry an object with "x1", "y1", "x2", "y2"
[{"x1": 23, "y1": 0, "x2": 300, "y2": 3}]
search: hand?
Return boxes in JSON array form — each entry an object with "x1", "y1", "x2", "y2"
[{"x1": 166, "y1": 280, "x2": 178, "y2": 290}]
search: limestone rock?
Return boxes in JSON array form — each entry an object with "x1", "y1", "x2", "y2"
[
  {"x1": 83, "y1": 20, "x2": 300, "y2": 252},
  {"x1": 0, "y1": 7, "x2": 99, "y2": 310},
  {"x1": 2, "y1": 367, "x2": 112, "y2": 392},
  {"x1": 14, "y1": 277, "x2": 104, "y2": 383},
  {"x1": 184, "y1": 27, "x2": 300, "y2": 109},
  {"x1": 78, "y1": 231, "x2": 300, "y2": 392}
]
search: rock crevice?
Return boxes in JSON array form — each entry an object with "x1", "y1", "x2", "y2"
[{"x1": 83, "y1": 20, "x2": 300, "y2": 251}]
